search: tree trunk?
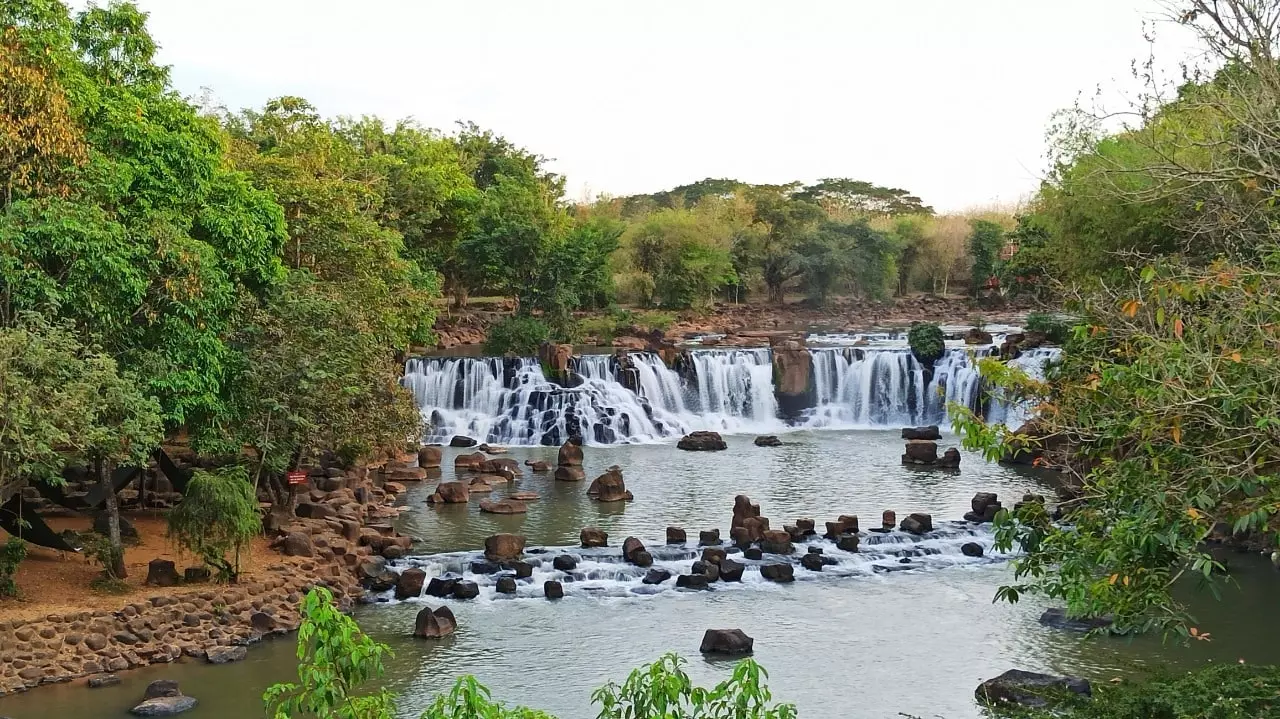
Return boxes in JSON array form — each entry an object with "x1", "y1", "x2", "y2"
[{"x1": 97, "y1": 458, "x2": 126, "y2": 580}]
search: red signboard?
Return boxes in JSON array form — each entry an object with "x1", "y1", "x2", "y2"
[{"x1": 286, "y1": 470, "x2": 308, "y2": 486}]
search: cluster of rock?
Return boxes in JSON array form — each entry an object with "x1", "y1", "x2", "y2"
[
  {"x1": 900, "y1": 426, "x2": 961, "y2": 469},
  {"x1": 0, "y1": 568, "x2": 310, "y2": 695},
  {"x1": 428, "y1": 448, "x2": 529, "y2": 514}
]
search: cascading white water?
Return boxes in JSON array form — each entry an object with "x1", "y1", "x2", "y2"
[
  {"x1": 983, "y1": 347, "x2": 1062, "y2": 427},
  {"x1": 403, "y1": 356, "x2": 685, "y2": 446},
  {"x1": 402, "y1": 341, "x2": 1061, "y2": 446}
]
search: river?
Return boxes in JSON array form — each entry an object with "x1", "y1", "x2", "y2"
[{"x1": 3, "y1": 431, "x2": 1278, "y2": 719}]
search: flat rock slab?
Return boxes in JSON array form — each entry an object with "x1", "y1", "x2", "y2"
[{"x1": 130, "y1": 696, "x2": 198, "y2": 716}]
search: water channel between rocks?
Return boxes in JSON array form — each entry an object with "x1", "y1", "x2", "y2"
[{"x1": 5, "y1": 432, "x2": 1280, "y2": 719}]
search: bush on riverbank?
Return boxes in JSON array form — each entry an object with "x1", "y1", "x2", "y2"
[
  {"x1": 483, "y1": 316, "x2": 551, "y2": 355},
  {"x1": 266, "y1": 588, "x2": 797, "y2": 718},
  {"x1": 987, "y1": 663, "x2": 1280, "y2": 719},
  {"x1": 907, "y1": 322, "x2": 945, "y2": 364}
]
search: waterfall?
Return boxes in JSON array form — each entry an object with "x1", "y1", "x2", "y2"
[{"x1": 402, "y1": 341, "x2": 1061, "y2": 446}]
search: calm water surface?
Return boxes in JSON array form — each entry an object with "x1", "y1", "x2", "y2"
[{"x1": 4, "y1": 431, "x2": 1278, "y2": 719}]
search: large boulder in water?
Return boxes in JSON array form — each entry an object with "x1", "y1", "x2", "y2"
[
  {"x1": 677, "y1": 431, "x2": 727, "y2": 451},
  {"x1": 428, "y1": 481, "x2": 470, "y2": 504},
  {"x1": 937, "y1": 447, "x2": 962, "y2": 469},
  {"x1": 666, "y1": 527, "x2": 687, "y2": 545},
  {"x1": 622, "y1": 537, "x2": 647, "y2": 564},
  {"x1": 525, "y1": 460, "x2": 552, "y2": 472},
  {"x1": 413, "y1": 605, "x2": 457, "y2": 638},
  {"x1": 557, "y1": 440, "x2": 584, "y2": 467},
  {"x1": 417, "y1": 445, "x2": 443, "y2": 468},
  {"x1": 718, "y1": 558, "x2": 745, "y2": 582},
  {"x1": 699, "y1": 529, "x2": 721, "y2": 546},
  {"x1": 731, "y1": 495, "x2": 761, "y2": 528},
  {"x1": 902, "y1": 440, "x2": 938, "y2": 465},
  {"x1": 587, "y1": 468, "x2": 633, "y2": 502},
  {"x1": 580, "y1": 527, "x2": 608, "y2": 548},
  {"x1": 554, "y1": 466, "x2": 585, "y2": 482},
  {"x1": 901, "y1": 425, "x2": 941, "y2": 441},
  {"x1": 965, "y1": 493, "x2": 1002, "y2": 523},
  {"x1": 449, "y1": 435, "x2": 478, "y2": 448},
  {"x1": 759, "y1": 530, "x2": 793, "y2": 555},
  {"x1": 484, "y1": 533, "x2": 526, "y2": 562},
  {"x1": 754, "y1": 435, "x2": 782, "y2": 447},
  {"x1": 482, "y1": 458, "x2": 521, "y2": 476},
  {"x1": 395, "y1": 568, "x2": 426, "y2": 599},
  {"x1": 130, "y1": 680, "x2": 196, "y2": 716},
  {"x1": 760, "y1": 563, "x2": 794, "y2": 582},
  {"x1": 454, "y1": 452, "x2": 487, "y2": 471},
  {"x1": 975, "y1": 669, "x2": 1091, "y2": 708},
  {"x1": 900, "y1": 513, "x2": 933, "y2": 535}
]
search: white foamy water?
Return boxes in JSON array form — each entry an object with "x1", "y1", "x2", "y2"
[
  {"x1": 377, "y1": 522, "x2": 1004, "y2": 605},
  {"x1": 402, "y1": 339, "x2": 1060, "y2": 446}
]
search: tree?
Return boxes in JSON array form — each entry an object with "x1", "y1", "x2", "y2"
[
  {"x1": 263, "y1": 587, "x2": 396, "y2": 719},
  {"x1": 796, "y1": 177, "x2": 933, "y2": 216},
  {"x1": 966, "y1": 219, "x2": 1004, "y2": 296},
  {"x1": 166, "y1": 466, "x2": 259, "y2": 582},
  {"x1": 626, "y1": 208, "x2": 737, "y2": 308},
  {"x1": 592, "y1": 653, "x2": 797, "y2": 719},
  {"x1": 738, "y1": 186, "x2": 824, "y2": 303},
  {"x1": 0, "y1": 1, "x2": 287, "y2": 427},
  {"x1": 209, "y1": 271, "x2": 421, "y2": 524},
  {"x1": 794, "y1": 219, "x2": 894, "y2": 305}
]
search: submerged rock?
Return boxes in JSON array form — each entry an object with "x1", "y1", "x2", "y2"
[
  {"x1": 204, "y1": 645, "x2": 246, "y2": 664},
  {"x1": 975, "y1": 669, "x2": 1091, "y2": 708},
  {"x1": 1038, "y1": 608, "x2": 1113, "y2": 633},
  {"x1": 643, "y1": 568, "x2": 673, "y2": 584},
  {"x1": 961, "y1": 542, "x2": 985, "y2": 558},
  {"x1": 130, "y1": 680, "x2": 195, "y2": 717},
  {"x1": 700, "y1": 628, "x2": 754, "y2": 655},
  {"x1": 753, "y1": 435, "x2": 782, "y2": 447}
]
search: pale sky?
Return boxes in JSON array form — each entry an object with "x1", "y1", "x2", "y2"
[{"x1": 120, "y1": 0, "x2": 1198, "y2": 211}]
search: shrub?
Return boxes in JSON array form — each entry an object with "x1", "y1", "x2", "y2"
[
  {"x1": 1024, "y1": 312, "x2": 1070, "y2": 345},
  {"x1": 484, "y1": 316, "x2": 550, "y2": 355},
  {"x1": 593, "y1": 653, "x2": 797, "y2": 719},
  {"x1": 0, "y1": 537, "x2": 27, "y2": 597},
  {"x1": 263, "y1": 586, "x2": 396, "y2": 719},
  {"x1": 167, "y1": 466, "x2": 260, "y2": 582},
  {"x1": 908, "y1": 322, "x2": 945, "y2": 364},
  {"x1": 996, "y1": 663, "x2": 1280, "y2": 719}
]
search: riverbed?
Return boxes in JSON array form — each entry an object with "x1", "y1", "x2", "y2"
[{"x1": 4, "y1": 430, "x2": 1278, "y2": 719}]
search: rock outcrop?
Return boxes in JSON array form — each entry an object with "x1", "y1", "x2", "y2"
[
  {"x1": 771, "y1": 338, "x2": 814, "y2": 419},
  {"x1": 483, "y1": 533, "x2": 526, "y2": 562},
  {"x1": 975, "y1": 669, "x2": 1091, "y2": 708},
  {"x1": 413, "y1": 606, "x2": 457, "y2": 638},
  {"x1": 677, "y1": 431, "x2": 727, "y2": 451},
  {"x1": 587, "y1": 467, "x2": 634, "y2": 502}
]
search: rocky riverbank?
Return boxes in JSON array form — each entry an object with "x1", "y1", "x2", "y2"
[
  {"x1": 0, "y1": 451, "x2": 432, "y2": 697},
  {"x1": 423, "y1": 294, "x2": 1037, "y2": 352}
]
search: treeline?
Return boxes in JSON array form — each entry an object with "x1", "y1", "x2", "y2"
[
  {"x1": 585, "y1": 178, "x2": 1017, "y2": 313},
  {"x1": 964, "y1": 0, "x2": 1280, "y2": 635}
]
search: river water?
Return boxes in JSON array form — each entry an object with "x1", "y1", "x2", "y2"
[{"x1": 4, "y1": 431, "x2": 1279, "y2": 719}]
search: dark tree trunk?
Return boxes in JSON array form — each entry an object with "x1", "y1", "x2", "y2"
[{"x1": 97, "y1": 457, "x2": 126, "y2": 580}]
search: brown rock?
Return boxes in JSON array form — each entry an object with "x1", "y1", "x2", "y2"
[
  {"x1": 429, "y1": 481, "x2": 470, "y2": 504},
  {"x1": 395, "y1": 568, "x2": 426, "y2": 600},
  {"x1": 553, "y1": 466, "x2": 585, "y2": 482},
  {"x1": 587, "y1": 468, "x2": 633, "y2": 502},
  {"x1": 677, "y1": 431, "x2": 727, "y2": 451},
  {"x1": 580, "y1": 527, "x2": 608, "y2": 548},
  {"x1": 557, "y1": 441, "x2": 584, "y2": 467},
  {"x1": 479, "y1": 499, "x2": 527, "y2": 514},
  {"x1": 145, "y1": 559, "x2": 179, "y2": 587},
  {"x1": 622, "y1": 537, "x2": 646, "y2": 565},
  {"x1": 525, "y1": 460, "x2": 552, "y2": 473},
  {"x1": 417, "y1": 445, "x2": 442, "y2": 468},
  {"x1": 282, "y1": 532, "x2": 313, "y2": 558},
  {"x1": 413, "y1": 606, "x2": 457, "y2": 639},
  {"x1": 454, "y1": 452, "x2": 488, "y2": 471},
  {"x1": 760, "y1": 530, "x2": 793, "y2": 554},
  {"x1": 483, "y1": 534, "x2": 526, "y2": 562},
  {"x1": 509, "y1": 491, "x2": 539, "y2": 501},
  {"x1": 902, "y1": 439, "x2": 939, "y2": 465},
  {"x1": 666, "y1": 527, "x2": 686, "y2": 544}
]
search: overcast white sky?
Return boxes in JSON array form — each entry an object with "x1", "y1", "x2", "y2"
[{"x1": 122, "y1": 0, "x2": 1199, "y2": 211}]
